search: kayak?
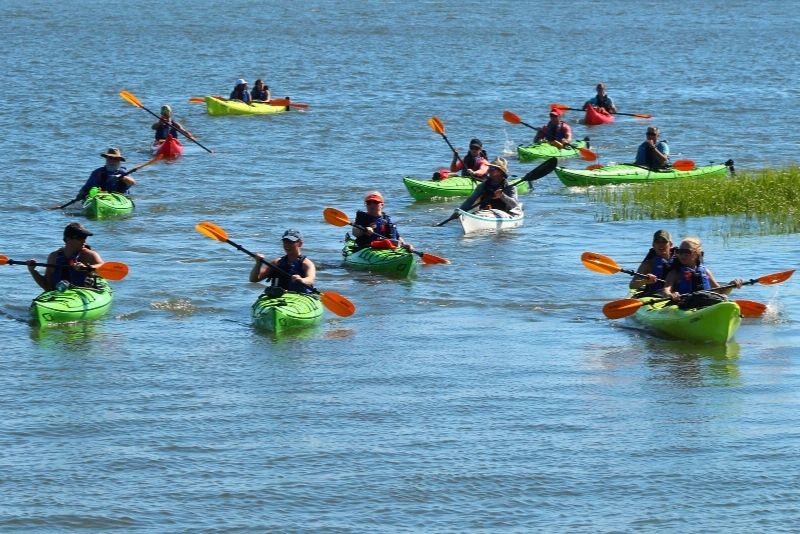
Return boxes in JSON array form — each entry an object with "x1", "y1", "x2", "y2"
[
  {"x1": 517, "y1": 139, "x2": 590, "y2": 162},
  {"x1": 204, "y1": 96, "x2": 289, "y2": 116},
  {"x1": 342, "y1": 238, "x2": 417, "y2": 278},
  {"x1": 402, "y1": 174, "x2": 529, "y2": 201},
  {"x1": 583, "y1": 104, "x2": 615, "y2": 125},
  {"x1": 555, "y1": 162, "x2": 731, "y2": 187},
  {"x1": 151, "y1": 135, "x2": 183, "y2": 159},
  {"x1": 82, "y1": 190, "x2": 134, "y2": 219},
  {"x1": 631, "y1": 295, "x2": 742, "y2": 344},
  {"x1": 457, "y1": 208, "x2": 524, "y2": 234},
  {"x1": 30, "y1": 278, "x2": 113, "y2": 326},
  {"x1": 251, "y1": 291, "x2": 323, "y2": 333}
]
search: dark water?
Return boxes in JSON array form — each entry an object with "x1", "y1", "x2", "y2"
[{"x1": 1, "y1": 0, "x2": 799, "y2": 531}]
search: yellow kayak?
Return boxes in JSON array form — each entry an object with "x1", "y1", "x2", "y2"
[{"x1": 204, "y1": 96, "x2": 288, "y2": 116}]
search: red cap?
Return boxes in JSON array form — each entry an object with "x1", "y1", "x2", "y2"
[{"x1": 549, "y1": 109, "x2": 561, "y2": 117}]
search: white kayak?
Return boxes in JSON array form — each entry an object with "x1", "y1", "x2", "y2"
[{"x1": 457, "y1": 208, "x2": 524, "y2": 234}]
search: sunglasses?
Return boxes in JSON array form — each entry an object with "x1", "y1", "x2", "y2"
[
  {"x1": 646, "y1": 131, "x2": 658, "y2": 136},
  {"x1": 365, "y1": 200, "x2": 382, "y2": 205},
  {"x1": 676, "y1": 248, "x2": 694, "y2": 255}
]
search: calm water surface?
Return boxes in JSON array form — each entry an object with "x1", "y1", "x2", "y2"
[{"x1": 1, "y1": 0, "x2": 799, "y2": 531}]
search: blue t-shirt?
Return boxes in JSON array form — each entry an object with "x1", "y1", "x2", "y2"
[
  {"x1": 587, "y1": 95, "x2": 615, "y2": 110},
  {"x1": 79, "y1": 166, "x2": 130, "y2": 197},
  {"x1": 635, "y1": 141, "x2": 670, "y2": 168}
]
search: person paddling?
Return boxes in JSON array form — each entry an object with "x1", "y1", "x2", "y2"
[
  {"x1": 151, "y1": 105, "x2": 193, "y2": 142},
  {"x1": 27, "y1": 222, "x2": 104, "y2": 291},
  {"x1": 630, "y1": 229, "x2": 676, "y2": 295},
  {"x1": 455, "y1": 157, "x2": 520, "y2": 215},
  {"x1": 230, "y1": 78, "x2": 252, "y2": 103},
  {"x1": 583, "y1": 82, "x2": 617, "y2": 114},
  {"x1": 352, "y1": 191, "x2": 415, "y2": 252},
  {"x1": 249, "y1": 229, "x2": 316, "y2": 296},
  {"x1": 76, "y1": 148, "x2": 134, "y2": 200},
  {"x1": 635, "y1": 126, "x2": 670, "y2": 170},
  {"x1": 534, "y1": 109, "x2": 573, "y2": 149},
  {"x1": 661, "y1": 237, "x2": 743, "y2": 302},
  {"x1": 450, "y1": 138, "x2": 489, "y2": 180},
  {"x1": 250, "y1": 79, "x2": 271, "y2": 102}
]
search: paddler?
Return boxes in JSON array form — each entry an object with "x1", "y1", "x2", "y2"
[
  {"x1": 630, "y1": 229, "x2": 676, "y2": 295},
  {"x1": 351, "y1": 191, "x2": 415, "y2": 252},
  {"x1": 249, "y1": 229, "x2": 316, "y2": 296},
  {"x1": 76, "y1": 148, "x2": 134, "y2": 200},
  {"x1": 229, "y1": 78, "x2": 252, "y2": 103},
  {"x1": 455, "y1": 157, "x2": 520, "y2": 215},
  {"x1": 583, "y1": 82, "x2": 617, "y2": 114},
  {"x1": 152, "y1": 105, "x2": 192, "y2": 142},
  {"x1": 250, "y1": 79, "x2": 271, "y2": 102},
  {"x1": 533, "y1": 109, "x2": 573, "y2": 149},
  {"x1": 661, "y1": 237, "x2": 743, "y2": 302},
  {"x1": 27, "y1": 222, "x2": 104, "y2": 291},
  {"x1": 635, "y1": 126, "x2": 670, "y2": 170},
  {"x1": 450, "y1": 138, "x2": 490, "y2": 180}
]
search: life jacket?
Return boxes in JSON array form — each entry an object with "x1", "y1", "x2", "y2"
[
  {"x1": 269, "y1": 255, "x2": 312, "y2": 294},
  {"x1": 354, "y1": 210, "x2": 398, "y2": 248},
  {"x1": 461, "y1": 150, "x2": 488, "y2": 176},
  {"x1": 95, "y1": 168, "x2": 128, "y2": 192},
  {"x1": 50, "y1": 248, "x2": 91, "y2": 288},
  {"x1": 543, "y1": 121, "x2": 569, "y2": 141},
  {"x1": 479, "y1": 180, "x2": 512, "y2": 212},
  {"x1": 638, "y1": 248, "x2": 676, "y2": 293},
  {"x1": 230, "y1": 86, "x2": 248, "y2": 101},
  {"x1": 251, "y1": 87, "x2": 269, "y2": 101},
  {"x1": 675, "y1": 263, "x2": 711, "y2": 294},
  {"x1": 594, "y1": 95, "x2": 613, "y2": 112},
  {"x1": 154, "y1": 120, "x2": 178, "y2": 141}
]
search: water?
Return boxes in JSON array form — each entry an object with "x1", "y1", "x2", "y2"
[{"x1": 1, "y1": 0, "x2": 800, "y2": 531}]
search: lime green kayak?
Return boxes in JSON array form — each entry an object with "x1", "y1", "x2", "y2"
[
  {"x1": 402, "y1": 175, "x2": 529, "y2": 201},
  {"x1": 517, "y1": 139, "x2": 589, "y2": 162},
  {"x1": 30, "y1": 278, "x2": 113, "y2": 325},
  {"x1": 251, "y1": 291, "x2": 323, "y2": 333},
  {"x1": 632, "y1": 295, "x2": 741, "y2": 344},
  {"x1": 82, "y1": 190, "x2": 134, "y2": 219},
  {"x1": 342, "y1": 238, "x2": 417, "y2": 278},
  {"x1": 204, "y1": 96, "x2": 288, "y2": 116},
  {"x1": 555, "y1": 162, "x2": 731, "y2": 186}
]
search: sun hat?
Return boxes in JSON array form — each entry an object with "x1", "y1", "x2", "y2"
[
  {"x1": 63, "y1": 222, "x2": 93, "y2": 239},
  {"x1": 364, "y1": 191, "x2": 384, "y2": 203},
  {"x1": 487, "y1": 157, "x2": 508, "y2": 177},
  {"x1": 234, "y1": 78, "x2": 248, "y2": 86},
  {"x1": 100, "y1": 147, "x2": 126, "y2": 161},
  {"x1": 282, "y1": 229, "x2": 303, "y2": 242}
]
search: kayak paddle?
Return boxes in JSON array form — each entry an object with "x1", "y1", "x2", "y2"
[
  {"x1": 427, "y1": 116, "x2": 474, "y2": 178},
  {"x1": 194, "y1": 221, "x2": 355, "y2": 317},
  {"x1": 602, "y1": 296, "x2": 767, "y2": 320},
  {"x1": 550, "y1": 103, "x2": 652, "y2": 119},
  {"x1": 49, "y1": 153, "x2": 164, "y2": 210},
  {"x1": 434, "y1": 157, "x2": 557, "y2": 227},
  {"x1": 671, "y1": 160, "x2": 696, "y2": 171},
  {"x1": 119, "y1": 90, "x2": 213, "y2": 153},
  {"x1": 322, "y1": 207, "x2": 450, "y2": 265},
  {"x1": 502, "y1": 110, "x2": 598, "y2": 161},
  {"x1": 0, "y1": 256, "x2": 129, "y2": 281}
]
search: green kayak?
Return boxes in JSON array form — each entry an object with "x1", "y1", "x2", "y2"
[
  {"x1": 555, "y1": 162, "x2": 732, "y2": 187},
  {"x1": 632, "y1": 295, "x2": 741, "y2": 344},
  {"x1": 30, "y1": 278, "x2": 113, "y2": 325},
  {"x1": 82, "y1": 190, "x2": 134, "y2": 219},
  {"x1": 517, "y1": 139, "x2": 589, "y2": 162},
  {"x1": 342, "y1": 238, "x2": 417, "y2": 278},
  {"x1": 251, "y1": 291, "x2": 323, "y2": 333},
  {"x1": 402, "y1": 174, "x2": 529, "y2": 201},
  {"x1": 204, "y1": 96, "x2": 288, "y2": 116}
]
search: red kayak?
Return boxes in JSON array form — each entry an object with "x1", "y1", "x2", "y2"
[
  {"x1": 151, "y1": 134, "x2": 184, "y2": 159},
  {"x1": 584, "y1": 104, "x2": 615, "y2": 126}
]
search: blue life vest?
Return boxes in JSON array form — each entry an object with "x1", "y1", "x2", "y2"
[
  {"x1": 155, "y1": 121, "x2": 179, "y2": 141},
  {"x1": 676, "y1": 264, "x2": 711, "y2": 294},
  {"x1": 637, "y1": 248, "x2": 675, "y2": 293},
  {"x1": 544, "y1": 121, "x2": 569, "y2": 141},
  {"x1": 354, "y1": 210, "x2": 398, "y2": 248},
  {"x1": 50, "y1": 248, "x2": 90, "y2": 288},
  {"x1": 270, "y1": 255, "x2": 312, "y2": 294},
  {"x1": 251, "y1": 87, "x2": 269, "y2": 101}
]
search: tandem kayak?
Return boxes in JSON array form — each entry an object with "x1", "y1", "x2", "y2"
[
  {"x1": 554, "y1": 161, "x2": 733, "y2": 187},
  {"x1": 517, "y1": 139, "x2": 590, "y2": 162},
  {"x1": 457, "y1": 208, "x2": 524, "y2": 234},
  {"x1": 342, "y1": 238, "x2": 417, "y2": 278},
  {"x1": 30, "y1": 278, "x2": 113, "y2": 326},
  {"x1": 82, "y1": 189, "x2": 134, "y2": 219},
  {"x1": 402, "y1": 174, "x2": 530, "y2": 201},
  {"x1": 251, "y1": 291, "x2": 323, "y2": 333},
  {"x1": 151, "y1": 135, "x2": 183, "y2": 159},
  {"x1": 204, "y1": 96, "x2": 289, "y2": 116},
  {"x1": 583, "y1": 104, "x2": 615, "y2": 125},
  {"x1": 631, "y1": 295, "x2": 742, "y2": 344}
]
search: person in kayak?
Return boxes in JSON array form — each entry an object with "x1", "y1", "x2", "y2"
[
  {"x1": 630, "y1": 229, "x2": 676, "y2": 294},
  {"x1": 534, "y1": 110, "x2": 573, "y2": 149},
  {"x1": 450, "y1": 138, "x2": 489, "y2": 180},
  {"x1": 76, "y1": 148, "x2": 134, "y2": 199},
  {"x1": 456, "y1": 157, "x2": 520, "y2": 215},
  {"x1": 661, "y1": 237, "x2": 743, "y2": 301},
  {"x1": 583, "y1": 82, "x2": 617, "y2": 114},
  {"x1": 151, "y1": 105, "x2": 193, "y2": 142},
  {"x1": 352, "y1": 191, "x2": 415, "y2": 252},
  {"x1": 27, "y1": 222, "x2": 104, "y2": 291},
  {"x1": 229, "y1": 78, "x2": 252, "y2": 103},
  {"x1": 250, "y1": 79, "x2": 271, "y2": 102},
  {"x1": 249, "y1": 229, "x2": 316, "y2": 295},
  {"x1": 635, "y1": 126, "x2": 670, "y2": 169}
]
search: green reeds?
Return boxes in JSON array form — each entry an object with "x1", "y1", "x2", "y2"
[{"x1": 590, "y1": 166, "x2": 800, "y2": 234}]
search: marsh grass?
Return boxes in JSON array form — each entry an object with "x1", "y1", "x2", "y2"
[{"x1": 589, "y1": 166, "x2": 800, "y2": 235}]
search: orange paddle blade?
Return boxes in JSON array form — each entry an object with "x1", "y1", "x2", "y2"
[
  {"x1": 0, "y1": 255, "x2": 9, "y2": 265},
  {"x1": 195, "y1": 221, "x2": 229, "y2": 242},
  {"x1": 502, "y1": 110, "x2": 522, "y2": 124},
  {"x1": 672, "y1": 159, "x2": 696, "y2": 171},
  {"x1": 581, "y1": 251, "x2": 621, "y2": 275},
  {"x1": 586, "y1": 164, "x2": 603, "y2": 170},
  {"x1": 119, "y1": 90, "x2": 143, "y2": 108},
  {"x1": 758, "y1": 269, "x2": 795, "y2": 285},
  {"x1": 322, "y1": 207, "x2": 351, "y2": 227},
  {"x1": 550, "y1": 103, "x2": 571, "y2": 112},
  {"x1": 320, "y1": 291, "x2": 356, "y2": 317},
  {"x1": 632, "y1": 113, "x2": 652, "y2": 119},
  {"x1": 735, "y1": 299, "x2": 767, "y2": 318},
  {"x1": 427, "y1": 116, "x2": 445, "y2": 135},
  {"x1": 189, "y1": 97, "x2": 205, "y2": 103},
  {"x1": 419, "y1": 252, "x2": 450, "y2": 265},
  {"x1": 603, "y1": 298, "x2": 645, "y2": 319},
  {"x1": 579, "y1": 147, "x2": 598, "y2": 161},
  {"x1": 95, "y1": 262, "x2": 129, "y2": 281}
]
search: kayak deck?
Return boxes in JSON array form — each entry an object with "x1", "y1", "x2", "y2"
[
  {"x1": 204, "y1": 96, "x2": 289, "y2": 116},
  {"x1": 517, "y1": 139, "x2": 589, "y2": 162},
  {"x1": 457, "y1": 208, "x2": 524, "y2": 234},
  {"x1": 403, "y1": 174, "x2": 529, "y2": 201},
  {"x1": 342, "y1": 238, "x2": 417, "y2": 278},
  {"x1": 82, "y1": 190, "x2": 134, "y2": 219},
  {"x1": 632, "y1": 296, "x2": 742, "y2": 344},
  {"x1": 251, "y1": 291, "x2": 323, "y2": 333},
  {"x1": 30, "y1": 278, "x2": 113, "y2": 325},
  {"x1": 555, "y1": 162, "x2": 731, "y2": 186}
]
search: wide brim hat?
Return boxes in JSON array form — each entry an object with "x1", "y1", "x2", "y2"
[
  {"x1": 487, "y1": 157, "x2": 509, "y2": 177},
  {"x1": 100, "y1": 147, "x2": 126, "y2": 161}
]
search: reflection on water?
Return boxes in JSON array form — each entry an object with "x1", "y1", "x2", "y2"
[
  {"x1": 29, "y1": 320, "x2": 98, "y2": 350},
  {"x1": 641, "y1": 335, "x2": 741, "y2": 388}
]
